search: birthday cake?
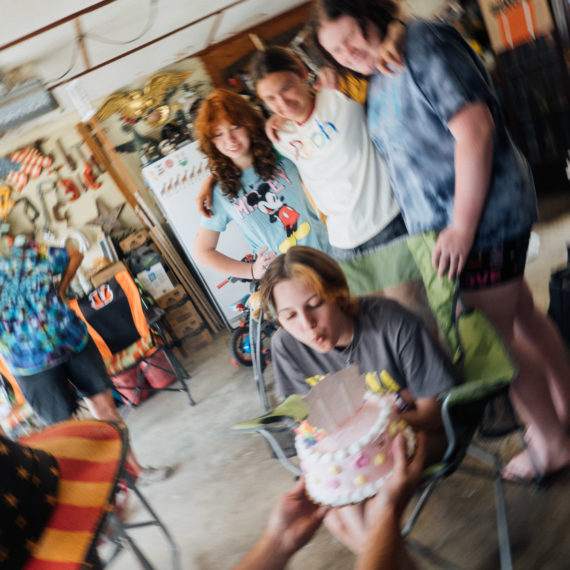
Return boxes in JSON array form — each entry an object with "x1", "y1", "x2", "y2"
[{"x1": 295, "y1": 367, "x2": 415, "y2": 507}]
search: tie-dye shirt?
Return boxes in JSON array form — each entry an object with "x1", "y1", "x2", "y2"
[
  {"x1": 0, "y1": 242, "x2": 88, "y2": 375},
  {"x1": 366, "y1": 20, "x2": 537, "y2": 251}
]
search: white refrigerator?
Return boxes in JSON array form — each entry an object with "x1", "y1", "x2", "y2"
[{"x1": 142, "y1": 141, "x2": 251, "y2": 328}]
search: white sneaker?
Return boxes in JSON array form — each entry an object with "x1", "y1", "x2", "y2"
[{"x1": 137, "y1": 465, "x2": 175, "y2": 486}]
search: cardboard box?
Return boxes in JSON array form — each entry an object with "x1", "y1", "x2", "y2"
[
  {"x1": 165, "y1": 300, "x2": 198, "y2": 323},
  {"x1": 155, "y1": 285, "x2": 186, "y2": 309},
  {"x1": 91, "y1": 262, "x2": 127, "y2": 288},
  {"x1": 170, "y1": 319, "x2": 202, "y2": 339},
  {"x1": 119, "y1": 229, "x2": 149, "y2": 253},
  {"x1": 136, "y1": 262, "x2": 174, "y2": 299},
  {"x1": 173, "y1": 328, "x2": 213, "y2": 359},
  {"x1": 164, "y1": 301, "x2": 202, "y2": 338},
  {"x1": 478, "y1": 0, "x2": 554, "y2": 53}
]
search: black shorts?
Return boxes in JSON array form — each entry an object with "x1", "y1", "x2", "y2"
[
  {"x1": 16, "y1": 338, "x2": 113, "y2": 424},
  {"x1": 459, "y1": 231, "x2": 531, "y2": 290}
]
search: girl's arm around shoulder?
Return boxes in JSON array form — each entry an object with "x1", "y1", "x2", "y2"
[
  {"x1": 196, "y1": 173, "x2": 216, "y2": 217},
  {"x1": 265, "y1": 114, "x2": 288, "y2": 144}
]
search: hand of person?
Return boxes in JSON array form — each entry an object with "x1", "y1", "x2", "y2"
[
  {"x1": 265, "y1": 114, "x2": 287, "y2": 144},
  {"x1": 432, "y1": 224, "x2": 475, "y2": 280},
  {"x1": 315, "y1": 66, "x2": 338, "y2": 90},
  {"x1": 252, "y1": 247, "x2": 277, "y2": 279},
  {"x1": 376, "y1": 19, "x2": 406, "y2": 75},
  {"x1": 264, "y1": 477, "x2": 329, "y2": 557},
  {"x1": 196, "y1": 173, "x2": 215, "y2": 218},
  {"x1": 323, "y1": 433, "x2": 425, "y2": 555},
  {"x1": 364, "y1": 432, "x2": 426, "y2": 525}
]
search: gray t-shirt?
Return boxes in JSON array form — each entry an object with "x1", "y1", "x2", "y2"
[
  {"x1": 271, "y1": 296, "x2": 458, "y2": 398},
  {"x1": 366, "y1": 20, "x2": 537, "y2": 251}
]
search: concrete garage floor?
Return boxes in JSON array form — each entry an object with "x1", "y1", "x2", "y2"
[{"x1": 109, "y1": 196, "x2": 570, "y2": 570}]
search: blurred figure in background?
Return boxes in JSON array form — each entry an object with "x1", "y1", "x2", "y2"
[{"x1": 0, "y1": 235, "x2": 171, "y2": 484}]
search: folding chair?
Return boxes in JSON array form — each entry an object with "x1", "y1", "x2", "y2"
[
  {"x1": 232, "y1": 232, "x2": 528, "y2": 570},
  {"x1": 400, "y1": 288, "x2": 519, "y2": 570},
  {"x1": 68, "y1": 269, "x2": 195, "y2": 415},
  {"x1": 233, "y1": 394, "x2": 307, "y2": 476},
  {"x1": 14, "y1": 419, "x2": 180, "y2": 569}
]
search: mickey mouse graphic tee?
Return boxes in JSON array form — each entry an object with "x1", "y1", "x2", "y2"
[{"x1": 200, "y1": 157, "x2": 331, "y2": 257}]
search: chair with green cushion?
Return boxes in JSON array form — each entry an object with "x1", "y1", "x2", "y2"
[
  {"x1": 232, "y1": 231, "x2": 529, "y2": 570},
  {"x1": 400, "y1": 287, "x2": 520, "y2": 570},
  {"x1": 232, "y1": 395, "x2": 308, "y2": 476}
]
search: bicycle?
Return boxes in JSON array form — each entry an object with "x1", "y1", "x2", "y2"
[
  {"x1": 218, "y1": 256, "x2": 276, "y2": 410},
  {"x1": 228, "y1": 292, "x2": 275, "y2": 368}
]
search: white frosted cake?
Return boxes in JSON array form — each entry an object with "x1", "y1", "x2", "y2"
[{"x1": 295, "y1": 367, "x2": 415, "y2": 507}]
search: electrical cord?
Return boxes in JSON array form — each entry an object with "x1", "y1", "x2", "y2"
[
  {"x1": 44, "y1": 0, "x2": 157, "y2": 85},
  {"x1": 45, "y1": 41, "x2": 79, "y2": 85},
  {"x1": 84, "y1": 0, "x2": 158, "y2": 45}
]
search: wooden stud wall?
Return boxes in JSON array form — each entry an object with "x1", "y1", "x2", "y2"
[{"x1": 197, "y1": 3, "x2": 311, "y2": 87}]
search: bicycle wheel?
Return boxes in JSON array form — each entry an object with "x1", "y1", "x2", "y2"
[{"x1": 230, "y1": 326, "x2": 253, "y2": 367}]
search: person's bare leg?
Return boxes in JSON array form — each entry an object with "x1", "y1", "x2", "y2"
[
  {"x1": 504, "y1": 339, "x2": 570, "y2": 480},
  {"x1": 462, "y1": 279, "x2": 570, "y2": 479},
  {"x1": 84, "y1": 390, "x2": 143, "y2": 474},
  {"x1": 460, "y1": 279, "x2": 521, "y2": 343},
  {"x1": 514, "y1": 280, "x2": 570, "y2": 428}
]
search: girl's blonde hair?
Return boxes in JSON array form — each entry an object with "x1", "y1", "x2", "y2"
[
  {"x1": 194, "y1": 88, "x2": 278, "y2": 199},
  {"x1": 260, "y1": 246, "x2": 358, "y2": 320}
]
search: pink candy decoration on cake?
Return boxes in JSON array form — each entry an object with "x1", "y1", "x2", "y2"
[{"x1": 353, "y1": 453, "x2": 369, "y2": 469}]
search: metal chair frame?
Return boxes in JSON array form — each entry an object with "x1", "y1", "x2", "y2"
[
  {"x1": 402, "y1": 383, "x2": 515, "y2": 570},
  {"x1": 100, "y1": 473, "x2": 181, "y2": 570},
  {"x1": 112, "y1": 341, "x2": 195, "y2": 418},
  {"x1": 249, "y1": 306, "x2": 270, "y2": 411}
]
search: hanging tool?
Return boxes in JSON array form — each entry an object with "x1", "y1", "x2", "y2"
[
  {"x1": 52, "y1": 201, "x2": 69, "y2": 223},
  {"x1": 32, "y1": 140, "x2": 72, "y2": 198},
  {"x1": 70, "y1": 143, "x2": 102, "y2": 190},
  {"x1": 0, "y1": 185, "x2": 14, "y2": 220},
  {"x1": 51, "y1": 164, "x2": 80, "y2": 203},
  {"x1": 12, "y1": 197, "x2": 40, "y2": 228},
  {"x1": 34, "y1": 138, "x2": 69, "y2": 226},
  {"x1": 56, "y1": 139, "x2": 86, "y2": 195},
  {"x1": 36, "y1": 181, "x2": 57, "y2": 240},
  {"x1": 49, "y1": 167, "x2": 71, "y2": 223},
  {"x1": 56, "y1": 138, "x2": 77, "y2": 171}
]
